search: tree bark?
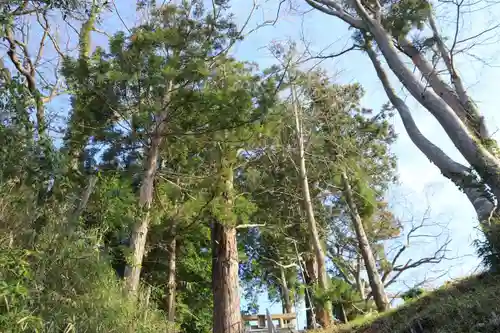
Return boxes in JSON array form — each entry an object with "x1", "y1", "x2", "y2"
[
  {"x1": 212, "y1": 165, "x2": 242, "y2": 333},
  {"x1": 279, "y1": 265, "x2": 296, "y2": 328},
  {"x1": 212, "y1": 222, "x2": 242, "y2": 333},
  {"x1": 341, "y1": 172, "x2": 389, "y2": 312},
  {"x1": 124, "y1": 133, "x2": 163, "y2": 295},
  {"x1": 165, "y1": 233, "x2": 177, "y2": 322},
  {"x1": 355, "y1": 255, "x2": 366, "y2": 301},
  {"x1": 290, "y1": 75, "x2": 333, "y2": 327},
  {"x1": 123, "y1": 77, "x2": 172, "y2": 295}
]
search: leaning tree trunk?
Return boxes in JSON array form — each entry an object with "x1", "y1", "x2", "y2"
[
  {"x1": 279, "y1": 265, "x2": 296, "y2": 328},
  {"x1": 124, "y1": 78, "x2": 172, "y2": 295},
  {"x1": 341, "y1": 172, "x2": 389, "y2": 312},
  {"x1": 305, "y1": 1, "x2": 500, "y2": 260},
  {"x1": 290, "y1": 76, "x2": 333, "y2": 328},
  {"x1": 355, "y1": 255, "x2": 366, "y2": 301},
  {"x1": 351, "y1": 0, "x2": 500, "y2": 206},
  {"x1": 69, "y1": 174, "x2": 98, "y2": 227},
  {"x1": 212, "y1": 166, "x2": 242, "y2": 333},
  {"x1": 364, "y1": 42, "x2": 496, "y2": 226},
  {"x1": 124, "y1": 131, "x2": 163, "y2": 295}
]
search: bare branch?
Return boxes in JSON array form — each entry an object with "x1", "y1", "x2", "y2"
[
  {"x1": 304, "y1": 0, "x2": 365, "y2": 29},
  {"x1": 455, "y1": 22, "x2": 500, "y2": 45},
  {"x1": 261, "y1": 256, "x2": 300, "y2": 269},
  {"x1": 236, "y1": 224, "x2": 267, "y2": 229},
  {"x1": 36, "y1": 10, "x2": 66, "y2": 59},
  {"x1": 428, "y1": 12, "x2": 477, "y2": 122},
  {"x1": 298, "y1": 44, "x2": 360, "y2": 64}
]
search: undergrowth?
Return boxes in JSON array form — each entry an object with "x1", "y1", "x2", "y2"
[{"x1": 0, "y1": 193, "x2": 172, "y2": 333}]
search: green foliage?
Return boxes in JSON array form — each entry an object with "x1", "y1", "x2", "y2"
[
  {"x1": 474, "y1": 218, "x2": 500, "y2": 272},
  {"x1": 0, "y1": 192, "x2": 170, "y2": 332},
  {"x1": 381, "y1": 0, "x2": 432, "y2": 37},
  {"x1": 401, "y1": 287, "x2": 425, "y2": 302}
]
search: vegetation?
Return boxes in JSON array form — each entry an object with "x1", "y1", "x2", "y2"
[
  {"x1": 1, "y1": 0, "x2": 499, "y2": 332},
  {"x1": 328, "y1": 273, "x2": 500, "y2": 333}
]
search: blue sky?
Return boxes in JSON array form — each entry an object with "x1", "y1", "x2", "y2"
[{"x1": 8, "y1": 0, "x2": 500, "y2": 329}]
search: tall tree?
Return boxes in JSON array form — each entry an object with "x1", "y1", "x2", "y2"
[
  {"x1": 300, "y1": 69, "x2": 397, "y2": 312},
  {"x1": 305, "y1": 0, "x2": 500, "y2": 266},
  {"x1": 284, "y1": 63, "x2": 334, "y2": 327},
  {"x1": 341, "y1": 172, "x2": 389, "y2": 312},
  {"x1": 81, "y1": 1, "x2": 243, "y2": 295},
  {"x1": 199, "y1": 63, "x2": 277, "y2": 333}
]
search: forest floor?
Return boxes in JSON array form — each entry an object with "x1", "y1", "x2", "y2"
[{"x1": 325, "y1": 272, "x2": 500, "y2": 333}]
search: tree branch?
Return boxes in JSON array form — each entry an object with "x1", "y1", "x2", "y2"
[
  {"x1": 3, "y1": 24, "x2": 45, "y2": 132},
  {"x1": 364, "y1": 40, "x2": 496, "y2": 223},
  {"x1": 236, "y1": 224, "x2": 267, "y2": 229},
  {"x1": 299, "y1": 44, "x2": 360, "y2": 63},
  {"x1": 261, "y1": 256, "x2": 300, "y2": 269},
  {"x1": 305, "y1": 0, "x2": 365, "y2": 29}
]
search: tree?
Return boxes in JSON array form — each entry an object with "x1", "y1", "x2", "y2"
[
  {"x1": 305, "y1": 0, "x2": 500, "y2": 267},
  {"x1": 1, "y1": 0, "x2": 77, "y2": 136},
  {"x1": 77, "y1": 1, "x2": 245, "y2": 295},
  {"x1": 341, "y1": 173, "x2": 390, "y2": 312},
  {"x1": 196, "y1": 63, "x2": 277, "y2": 333},
  {"x1": 268, "y1": 55, "x2": 334, "y2": 327},
  {"x1": 0, "y1": 1, "x2": 458, "y2": 332},
  {"x1": 295, "y1": 66, "x2": 397, "y2": 313},
  {"x1": 237, "y1": 125, "x2": 313, "y2": 326}
]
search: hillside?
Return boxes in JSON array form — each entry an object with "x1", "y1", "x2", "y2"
[{"x1": 330, "y1": 273, "x2": 500, "y2": 333}]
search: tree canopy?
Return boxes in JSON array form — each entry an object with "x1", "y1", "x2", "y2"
[{"x1": 0, "y1": 0, "x2": 485, "y2": 332}]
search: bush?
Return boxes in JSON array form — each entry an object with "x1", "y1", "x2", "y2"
[{"x1": 0, "y1": 226, "x2": 171, "y2": 333}]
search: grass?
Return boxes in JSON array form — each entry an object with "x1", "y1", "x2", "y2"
[{"x1": 328, "y1": 272, "x2": 500, "y2": 333}]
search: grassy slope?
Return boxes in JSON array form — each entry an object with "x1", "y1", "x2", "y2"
[{"x1": 329, "y1": 273, "x2": 500, "y2": 333}]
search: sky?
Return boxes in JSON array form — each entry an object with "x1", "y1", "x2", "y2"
[{"x1": 6, "y1": 0, "x2": 500, "y2": 330}]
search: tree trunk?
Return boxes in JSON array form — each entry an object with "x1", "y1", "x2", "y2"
[
  {"x1": 280, "y1": 266, "x2": 293, "y2": 313},
  {"x1": 165, "y1": 234, "x2": 177, "y2": 322},
  {"x1": 364, "y1": 43, "x2": 496, "y2": 224},
  {"x1": 212, "y1": 164, "x2": 242, "y2": 333},
  {"x1": 124, "y1": 134, "x2": 162, "y2": 295},
  {"x1": 279, "y1": 266, "x2": 295, "y2": 328},
  {"x1": 352, "y1": 0, "x2": 500, "y2": 204},
  {"x1": 70, "y1": 174, "x2": 97, "y2": 225},
  {"x1": 123, "y1": 77, "x2": 172, "y2": 296},
  {"x1": 290, "y1": 76, "x2": 332, "y2": 328},
  {"x1": 355, "y1": 255, "x2": 366, "y2": 301},
  {"x1": 333, "y1": 303, "x2": 348, "y2": 324},
  {"x1": 341, "y1": 172, "x2": 389, "y2": 312},
  {"x1": 212, "y1": 222, "x2": 242, "y2": 333},
  {"x1": 304, "y1": 256, "x2": 318, "y2": 329}
]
